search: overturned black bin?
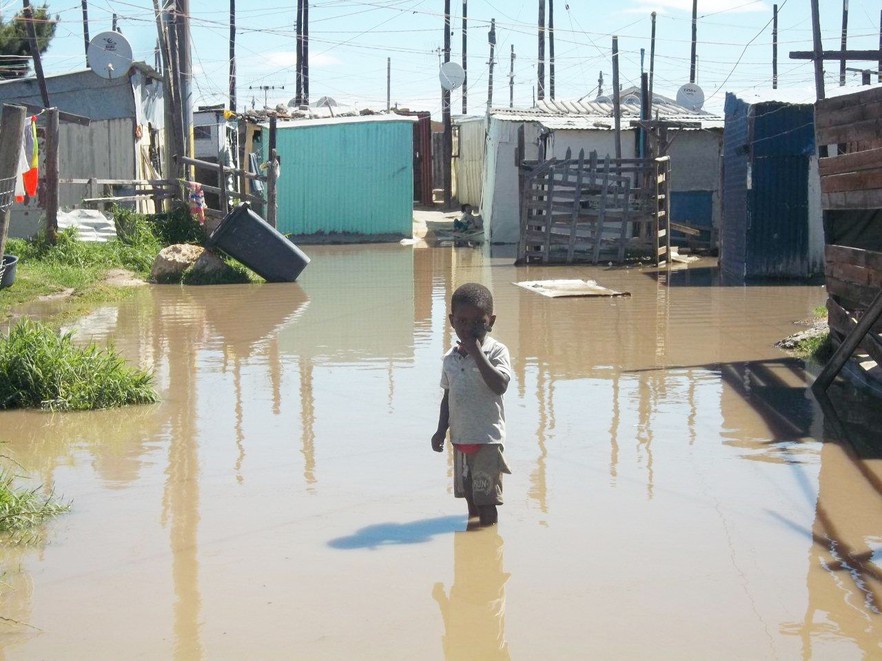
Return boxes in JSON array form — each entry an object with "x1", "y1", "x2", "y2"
[{"x1": 207, "y1": 203, "x2": 310, "y2": 282}]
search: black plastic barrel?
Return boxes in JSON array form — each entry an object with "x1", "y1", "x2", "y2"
[
  {"x1": 0, "y1": 254, "x2": 18, "y2": 289},
  {"x1": 207, "y1": 203, "x2": 310, "y2": 282}
]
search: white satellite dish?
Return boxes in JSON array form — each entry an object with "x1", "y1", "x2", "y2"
[
  {"x1": 676, "y1": 83, "x2": 705, "y2": 111},
  {"x1": 439, "y1": 62, "x2": 465, "y2": 90},
  {"x1": 87, "y1": 31, "x2": 133, "y2": 80}
]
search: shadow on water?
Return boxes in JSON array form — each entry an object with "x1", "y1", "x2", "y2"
[{"x1": 327, "y1": 515, "x2": 464, "y2": 550}]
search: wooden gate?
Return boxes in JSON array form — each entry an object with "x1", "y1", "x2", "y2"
[{"x1": 517, "y1": 149, "x2": 671, "y2": 265}]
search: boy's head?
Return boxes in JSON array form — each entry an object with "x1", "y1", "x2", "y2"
[{"x1": 450, "y1": 283, "x2": 496, "y2": 342}]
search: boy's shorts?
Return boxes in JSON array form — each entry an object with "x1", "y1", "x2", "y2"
[{"x1": 453, "y1": 444, "x2": 512, "y2": 506}]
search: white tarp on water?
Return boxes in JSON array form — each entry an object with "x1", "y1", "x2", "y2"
[{"x1": 513, "y1": 279, "x2": 630, "y2": 298}]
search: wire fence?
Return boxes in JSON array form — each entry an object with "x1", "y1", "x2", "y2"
[
  {"x1": 1, "y1": 175, "x2": 16, "y2": 283},
  {"x1": 0, "y1": 175, "x2": 15, "y2": 213}
]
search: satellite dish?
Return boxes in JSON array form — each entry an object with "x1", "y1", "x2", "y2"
[
  {"x1": 439, "y1": 62, "x2": 465, "y2": 90},
  {"x1": 676, "y1": 83, "x2": 705, "y2": 111},
  {"x1": 88, "y1": 31, "x2": 133, "y2": 79}
]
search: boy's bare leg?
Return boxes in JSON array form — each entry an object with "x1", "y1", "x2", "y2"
[
  {"x1": 466, "y1": 497, "x2": 479, "y2": 520},
  {"x1": 478, "y1": 505, "x2": 497, "y2": 526}
]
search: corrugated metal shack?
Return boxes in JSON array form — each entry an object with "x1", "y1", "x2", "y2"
[
  {"x1": 478, "y1": 91, "x2": 724, "y2": 244},
  {"x1": 721, "y1": 90, "x2": 824, "y2": 280},
  {"x1": 264, "y1": 114, "x2": 416, "y2": 239},
  {"x1": 0, "y1": 65, "x2": 166, "y2": 238}
]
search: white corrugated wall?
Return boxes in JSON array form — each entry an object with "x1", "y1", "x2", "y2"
[{"x1": 454, "y1": 118, "x2": 485, "y2": 208}]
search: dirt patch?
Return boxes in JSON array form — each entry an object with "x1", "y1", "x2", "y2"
[{"x1": 104, "y1": 269, "x2": 147, "y2": 288}]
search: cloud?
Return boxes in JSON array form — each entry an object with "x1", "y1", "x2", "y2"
[
  {"x1": 627, "y1": 0, "x2": 769, "y2": 14},
  {"x1": 263, "y1": 51, "x2": 342, "y2": 69}
]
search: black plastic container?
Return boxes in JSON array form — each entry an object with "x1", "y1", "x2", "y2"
[
  {"x1": 207, "y1": 203, "x2": 310, "y2": 282},
  {"x1": 0, "y1": 254, "x2": 18, "y2": 289}
]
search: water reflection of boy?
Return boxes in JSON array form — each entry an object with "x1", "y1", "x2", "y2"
[
  {"x1": 432, "y1": 530, "x2": 511, "y2": 660},
  {"x1": 432, "y1": 283, "x2": 512, "y2": 527}
]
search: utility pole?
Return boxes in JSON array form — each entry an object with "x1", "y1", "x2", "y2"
[
  {"x1": 597, "y1": 70, "x2": 603, "y2": 97},
  {"x1": 810, "y1": 0, "x2": 825, "y2": 99},
  {"x1": 442, "y1": 0, "x2": 452, "y2": 208},
  {"x1": 175, "y1": 0, "x2": 192, "y2": 157},
  {"x1": 22, "y1": 0, "x2": 50, "y2": 107},
  {"x1": 386, "y1": 57, "x2": 391, "y2": 111},
  {"x1": 81, "y1": 0, "x2": 90, "y2": 63},
  {"x1": 612, "y1": 36, "x2": 621, "y2": 160},
  {"x1": 302, "y1": 0, "x2": 309, "y2": 104},
  {"x1": 549, "y1": 0, "x2": 555, "y2": 99},
  {"x1": 649, "y1": 12, "x2": 656, "y2": 99},
  {"x1": 509, "y1": 45, "x2": 515, "y2": 108},
  {"x1": 773, "y1": 4, "x2": 778, "y2": 89},
  {"x1": 538, "y1": 0, "x2": 545, "y2": 100},
  {"x1": 229, "y1": 0, "x2": 236, "y2": 111},
  {"x1": 249, "y1": 85, "x2": 284, "y2": 109},
  {"x1": 295, "y1": 0, "x2": 303, "y2": 106},
  {"x1": 690, "y1": 0, "x2": 698, "y2": 83},
  {"x1": 839, "y1": 0, "x2": 849, "y2": 85},
  {"x1": 487, "y1": 18, "x2": 496, "y2": 112},
  {"x1": 112, "y1": 13, "x2": 118, "y2": 32},
  {"x1": 462, "y1": 0, "x2": 467, "y2": 114}
]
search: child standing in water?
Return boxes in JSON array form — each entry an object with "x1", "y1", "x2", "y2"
[{"x1": 432, "y1": 283, "x2": 512, "y2": 527}]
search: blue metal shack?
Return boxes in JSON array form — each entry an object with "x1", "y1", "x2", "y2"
[
  {"x1": 721, "y1": 91, "x2": 824, "y2": 279},
  {"x1": 265, "y1": 115, "x2": 416, "y2": 238}
]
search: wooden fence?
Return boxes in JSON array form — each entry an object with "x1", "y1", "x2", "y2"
[
  {"x1": 517, "y1": 148, "x2": 671, "y2": 266},
  {"x1": 811, "y1": 86, "x2": 882, "y2": 393}
]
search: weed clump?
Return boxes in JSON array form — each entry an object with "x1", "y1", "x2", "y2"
[
  {"x1": 0, "y1": 467, "x2": 69, "y2": 540},
  {"x1": 0, "y1": 319, "x2": 159, "y2": 411}
]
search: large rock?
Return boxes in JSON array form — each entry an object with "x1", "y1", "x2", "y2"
[
  {"x1": 150, "y1": 244, "x2": 230, "y2": 283},
  {"x1": 151, "y1": 244, "x2": 205, "y2": 283}
]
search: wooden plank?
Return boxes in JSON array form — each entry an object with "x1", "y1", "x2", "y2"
[
  {"x1": 816, "y1": 117, "x2": 882, "y2": 147},
  {"x1": 818, "y1": 148, "x2": 882, "y2": 177},
  {"x1": 816, "y1": 85, "x2": 882, "y2": 114},
  {"x1": 820, "y1": 169, "x2": 882, "y2": 194},
  {"x1": 814, "y1": 98, "x2": 882, "y2": 130},
  {"x1": 822, "y1": 188, "x2": 882, "y2": 210},
  {"x1": 826, "y1": 275, "x2": 882, "y2": 308},
  {"x1": 825, "y1": 245, "x2": 882, "y2": 272}
]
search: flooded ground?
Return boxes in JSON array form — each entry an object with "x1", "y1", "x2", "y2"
[{"x1": 1, "y1": 239, "x2": 881, "y2": 659}]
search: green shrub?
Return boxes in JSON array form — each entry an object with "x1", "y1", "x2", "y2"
[
  {"x1": 0, "y1": 319, "x2": 159, "y2": 411},
  {"x1": 0, "y1": 467, "x2": 69, "y2": 539}
]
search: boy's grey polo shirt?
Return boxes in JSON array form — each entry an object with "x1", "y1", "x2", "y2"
[{"x1": 440, "y1": 336, "x2": 511, "y2": 445}]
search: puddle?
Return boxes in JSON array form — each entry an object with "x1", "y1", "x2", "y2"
[{"x1": 1, "y1": 245, "x2": 881, "y2": 658}]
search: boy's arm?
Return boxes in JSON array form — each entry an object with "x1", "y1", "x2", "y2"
[
  {"x1": 431, "y1": 389, "x2": 449, "y2": 452},
  {"x1": 460, "y1": 338, "x2": 509, "y2": 395}
]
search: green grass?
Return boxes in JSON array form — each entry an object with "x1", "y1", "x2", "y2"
[
  {"x1": 0, "y1": 465, "x2": 69, "y2": 541},
  {"x1": 1, "y1": 204, "x2": 212, "y2": 322},
  {"x1": 0, "y1": 318, "x2": 159, "y2": 411},
  {"x1": 792, "y1": 331, "x2": 833, "y2": 361}
]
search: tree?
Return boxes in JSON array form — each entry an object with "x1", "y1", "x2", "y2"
[{"x1": 0, "y1": 5, "x2": 58, "y2": 80}]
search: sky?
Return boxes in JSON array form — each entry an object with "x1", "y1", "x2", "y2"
[{"x1": 7, "y1": 0, "x2": 882, "y2": 118}]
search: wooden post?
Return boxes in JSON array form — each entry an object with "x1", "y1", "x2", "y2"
[
  {"x1": 266, "y1": 148, "x2": 278, "y2": 228},
  {"x1": 81, "y1": 0, "x2": 90, "y2": 62},
  {"x1": 461, "y1": 0, "x2": 467, "y2": 114},
  {"x1": 45, "y1": 108, "x2": 59, "y2": 243},
  {"x1": 509, "y1": 45, "x2": 515, "y2": 108},
  {"x1": 0, "y1": 104, "x2": 27, "y2": 261},
  {"x1": 487, "y1": 19, "x2": 496, "y2": 112},
  {"x1": 442, "y1": 0, "x2": 452, "y2": 209},
  {"x1": 812, "y1": 289, "x2": 882, "y2": 394},
  {"x1": 229, "y1": 0, "x2": 236, "y2": 112},
  {"x1": 839, "y1": 0, "x2": 849, "y2": 86},
  {"x1": 689, "y1": 0, "x2": 698, "y2": 83},
  {"x1": 217, "y1": 161, "x2": 228, "y2": 213},
  {"x1": 548, "y1": 0, "x2": 555, "y2": 100},
  {"x1": 22, "y1": 0, "x2": 51, "y2": 108},
  {"x1": 537, "y1": 0, "x2": 545, "y2": 101},
  {"x1": 649, "y1": 12, "x2": 656, "y2": 99},
  {"x1": 810, "y1": 0, "x2": 826, "y2": 100},
  {"x1": 612, "y1": 36, "x2": 621, "y2": 160},
  {"x1": 772, "y1": 4, "x2": 778, "y2": 89}
]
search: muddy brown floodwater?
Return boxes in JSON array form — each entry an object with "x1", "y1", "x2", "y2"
[{"x1": 1, "y1": 243, "x2": 881, "y2": 659}]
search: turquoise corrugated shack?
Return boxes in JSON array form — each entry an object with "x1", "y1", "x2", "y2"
[{"x1": 263, "y1": 114, "x2": 416, "y2": 239}]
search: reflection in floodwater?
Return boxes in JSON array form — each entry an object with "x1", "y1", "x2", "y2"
[
  {"x1": 433, "y1": 529, "x2": 510, "y2": 660},
  {"x1": 3, "y1": 245, "x2": 882, "y2": 657}
]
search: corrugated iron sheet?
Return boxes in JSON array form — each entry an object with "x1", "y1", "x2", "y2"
[
  {"x1": 454, "y1": 118, "x2": 485, "y2": 207},
  {"x1": 268, "y1": 117, "x2": 415, "y2": 236},
  {"x1": 722, "y1": 92, "x2": 819, "y2": 279}
]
